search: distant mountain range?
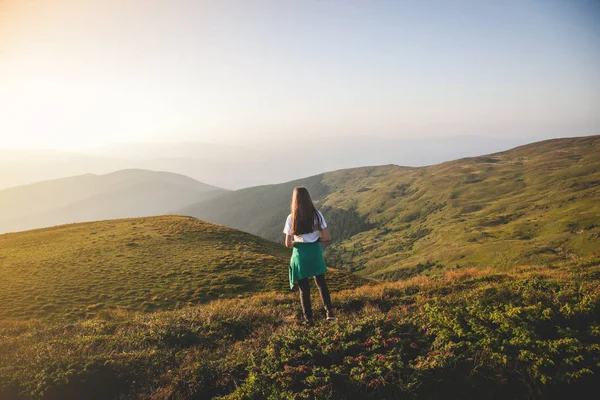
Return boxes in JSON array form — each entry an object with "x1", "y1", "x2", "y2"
[
  {"x1": 1, "y1": 135, "x2": 548, "y2": 190},
  {"x1": 2, "y1": 135, "x2": 598, "y2": 279},
  {"x1": 0, "y1": 169, "x2": 226, "y2": 234},
  {"x1": 181, "y1": 135, "x2": 600, "y2": 279}
]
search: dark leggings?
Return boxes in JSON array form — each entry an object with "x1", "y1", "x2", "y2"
[{"x1": 297, "y1": 274, "x2": 333, "y2": 321}]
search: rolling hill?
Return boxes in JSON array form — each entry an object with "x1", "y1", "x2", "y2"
[
  {"x1": 181, "y1": 135, "x2": 600, "y2": 279},
  {"x1": 0, "y1": 169, "x2": 226, "y2": 234},
  {"x1": 0, "y1": 216, "x2": 367, "y2": 320}
]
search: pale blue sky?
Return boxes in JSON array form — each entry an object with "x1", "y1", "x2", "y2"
[{"x1": 1, "y1": 0, "x2": 599, "y2": 149}]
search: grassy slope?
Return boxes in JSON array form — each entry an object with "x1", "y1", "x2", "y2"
[
  {"x1": 2, "y1": 257, "x2": 598, "y2": 399},
  {"x1": 182, "y1": 135, "x2": 600, "y2": 279},
  {"x1": 0, "y1": 216, "x2": 367, "y2": 321}
]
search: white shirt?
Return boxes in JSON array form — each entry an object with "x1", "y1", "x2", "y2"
[{"x1": 283, "y1": 211, "x2": 327, "y2": 243}]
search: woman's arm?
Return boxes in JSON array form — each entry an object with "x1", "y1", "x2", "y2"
[
  {"x1": 285, "y1": 234, "x2": 295, "y2": 248},
  {"x1": 319, "y1": 228, "x2": 331, "y2": 243}
]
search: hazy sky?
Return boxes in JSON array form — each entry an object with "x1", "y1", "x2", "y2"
[{"x1": 1, "y1": 0, "x2": 599, "y2": 150}]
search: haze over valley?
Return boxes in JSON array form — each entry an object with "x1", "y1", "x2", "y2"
[
  {"x1": 0, "y1": 169, "x2": 225, "y2": 234},
  {"x1": 1, "y1": 134, "x2": 550, "y2": 190}
]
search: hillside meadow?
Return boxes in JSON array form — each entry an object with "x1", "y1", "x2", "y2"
[
  {"x1": 1, "y1": 257, "x2": 599, "y2": 399},
  {"x1": 182, "y1": 135, "x2": 600, "y2": 279},
  {"x1": 0, "y1": 216, "x2": 367, "y2": 321}
]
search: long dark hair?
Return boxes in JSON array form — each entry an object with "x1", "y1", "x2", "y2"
[{"x1": 291, "y1": 187, "x2": 323, "y2": 235}]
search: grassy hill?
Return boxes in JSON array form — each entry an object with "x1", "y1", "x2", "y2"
[
  {"x1": 2, "y1": 257, "x2": 598, "y2": 399},
  {"x1": 0, "y1": 169, "x2": 226, "y2": 234},
  {"x1": 181, "y1": 135, "x2": 600, "y2": 279},
  {"x1": 0, "y1": 216, "x2": 367, "y2": 321}
]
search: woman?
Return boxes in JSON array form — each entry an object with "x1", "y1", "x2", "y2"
[{"x1": 283, "y1": 186, "x2": 335, "y2": 324}]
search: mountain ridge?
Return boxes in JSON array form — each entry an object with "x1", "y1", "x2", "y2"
[
  {"x1": 181, "y1": 135, "x2": 600, "y2": 279},
  {"x1": 0, "y1": 169, "x2": 227, "y2": 234}
]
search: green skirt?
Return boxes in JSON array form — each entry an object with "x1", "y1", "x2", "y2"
[{"x1": 289, "y1": 242, "x2": 327, "y2": 289}]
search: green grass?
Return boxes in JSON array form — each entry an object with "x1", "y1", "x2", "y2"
[
  {"x1": 1, "y1": 257, "x2": 599, "y2": 399},
  {"x1": 181, "y1": 135, "x2": 600, "y2": 279},
  {"x1": 0, "y1": 216, "x2": 367, "y2": 321}
]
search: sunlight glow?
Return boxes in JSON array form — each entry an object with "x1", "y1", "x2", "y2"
[{"x1": 1, "y1": 0, "x2": 598, "y2": 150}]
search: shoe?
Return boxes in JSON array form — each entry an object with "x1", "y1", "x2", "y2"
[
  {"x1": 302, "y1": 319, "x2": 314, "y2": 327},
  {"x1": 326, "y1": 310, "x2": 336, "y2": 321}
]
